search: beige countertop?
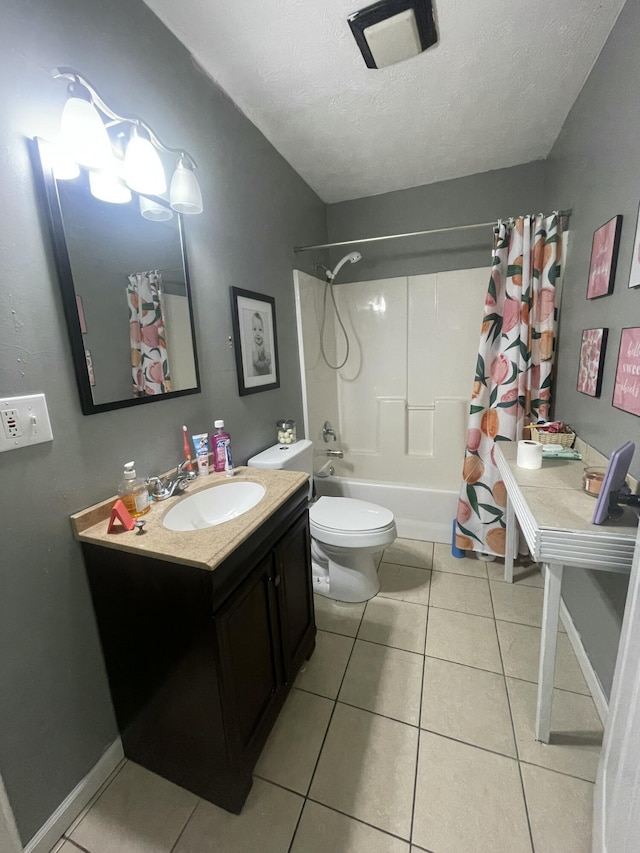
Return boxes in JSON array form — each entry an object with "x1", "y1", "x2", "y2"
[
  {"x1": 70, "y1": 467, "x2": 309, "y2": 571},
  {"x1": 497, "y1": 442, "x2": 638, "y2": 534}
]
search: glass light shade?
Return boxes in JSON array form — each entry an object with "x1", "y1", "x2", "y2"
[
  {"x1": 170, "y1": 159, "x2": 203, "y2": 214},
  {"x1": 89, "y1": 169, "x2": 132, "y2": 204},
  {"x1": 59, "y1": 97, "x2": 113, "y2": 170},
  {"x1": 139, "y1": 196, "x2": 173, "y2": 221},
  {"x1": 46, "y1": 141, "x2": 80, "y2": 180},
  {"x1": 124, "y1": 130, "x2": 167, "y2": 195}
]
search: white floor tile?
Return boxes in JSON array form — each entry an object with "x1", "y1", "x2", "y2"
[
  {"x1": 521, "y1": 763, "x2": 593, "y2": 853},
  {"x1": 432, "y1": 542, "x2": 488, "y2": 577},
  {"x1": 173, "y1": 778, "x2": 303, "y2": 853},
  {"x1": 378, "y1": 562, "x2": 431, "y2": 606},
  {"x1": 295, "y1": 629, "x2": 354, "y2": 699},
  {"x1": 426, "y1": 607, "x2": 502, "y2": 673},
  {"x1": 421, "y1": 657, "x2": 516, "y2": 757},
  {"x1": 291, "y1": 801, "x2": 409, "y2": 853},
  {"x1": 339, "y1": 639, "x2": 423, "y2": 725},
  {"x1": 313, "y1": 594, "x2": 365, "y2": 638},
  {"x1": 487, "y1": 561, "x2": 544, "y2": 587},
  {"x1": 69, "y1": 761, "x2": 197, "y2": 853},
  {"x1": 254, "y1": 688, "x2": 334, "y2": 794},
  {"x1": 358, "y1": 597, "x2": 428, "y2": 654},
  {"x1": 490, "y1": 580, "x2": 544, "y2": 627},
  {"x1": 507, "y1": 678, "x2": 603, "y2": 782},
  {"x1": 310, "y1": 703, "x2": 418, "y2": 839},
  {"x1": 496, "y1": 620, "x2": 589, "y2": 694},
  {"x1": 413, "y1": 731, "x2": 532, "y2": 853},
  {"x1": 430, "y1": 571, "x2": 493, "y2": 617},
  {"x1": 382, "y1": 538, "x2": 433, "y2": 569}
]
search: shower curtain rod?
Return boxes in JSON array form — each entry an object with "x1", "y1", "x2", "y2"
[{"x1": 293, "y1": 209, "x2": 572, "y2": 253}]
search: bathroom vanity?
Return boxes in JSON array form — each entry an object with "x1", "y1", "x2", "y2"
[{"x1": 71, "y1": 468, "x2": 315, "y2": 813}]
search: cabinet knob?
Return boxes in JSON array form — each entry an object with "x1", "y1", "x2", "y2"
[{"x1": 274, "y1": 575, "x2": 281, "y2": 587}]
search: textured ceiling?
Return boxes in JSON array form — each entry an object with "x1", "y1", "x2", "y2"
[{"x1": 143, "y1": 0, "x2": 625, "y2": 203}]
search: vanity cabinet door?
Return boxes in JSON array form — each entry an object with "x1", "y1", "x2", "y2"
[
  {"x1": 215, "y1": 552, "x2": 284, "y2": 766},
  {"x1": 274, "y1": 509, "x2": 315, "y2": 684}
]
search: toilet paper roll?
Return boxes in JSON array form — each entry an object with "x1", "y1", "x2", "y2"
[{"x1": 517, "y1": 439, "x2": 543, "y2": 469}]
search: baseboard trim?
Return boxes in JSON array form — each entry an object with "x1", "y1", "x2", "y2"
[
  {"x1": 24, "y1": 738, "x2": 124, "y2": 853},
  {"x1": 560, "y1": 597, "x2": 609, "y2": 725}
]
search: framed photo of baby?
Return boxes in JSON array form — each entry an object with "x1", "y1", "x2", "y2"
[{"x1": 230, "y1": 287, "x2": 280, "y2": 395}]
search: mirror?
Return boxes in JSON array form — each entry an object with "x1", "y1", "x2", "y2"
[{"x1": 34, "y1": 137, "x2": 201, "y2": 414}]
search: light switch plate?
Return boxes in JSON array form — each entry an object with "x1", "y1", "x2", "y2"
[{"x1": 0, "y1": 394, "x2": 54, "y2": 453}]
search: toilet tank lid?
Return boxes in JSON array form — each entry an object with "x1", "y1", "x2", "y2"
[
  {"x1": 247, "y1": 439, "x2": 313, "y2": 469},
  {"x1": 310, "y1": 496, "x2": 394, "y2": 532}
]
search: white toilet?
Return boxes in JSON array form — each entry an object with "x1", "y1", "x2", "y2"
[{"x1": 247, "y1": 440, "x2": 396, "y2": 602}]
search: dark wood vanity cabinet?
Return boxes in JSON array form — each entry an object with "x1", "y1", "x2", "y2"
[{"x1": 82, "y1": 485, "x2": 315, "y2": 814}]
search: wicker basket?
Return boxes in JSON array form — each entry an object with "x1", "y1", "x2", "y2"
[{"x1": 530, "y1": 426, "x2": 576, "y2": 447}]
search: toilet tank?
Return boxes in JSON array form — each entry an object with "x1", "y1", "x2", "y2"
[{"x1": 247, "y1": 439, "x2": 314, "y2": 500}]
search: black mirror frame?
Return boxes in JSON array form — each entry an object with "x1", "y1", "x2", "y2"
[{"x1": 32, "y1": 137, "x2": 201, "y2": 415}]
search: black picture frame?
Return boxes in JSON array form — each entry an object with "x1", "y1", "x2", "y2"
[
  {"x1": 230, "y1": 287, "x2": 280, "y2": 396},
  {"x1": 576, "y1": 328, "x2": 608, "y2": 398},
  {"x1": 586, "y1": 214, "x2": 623, "y2": 299}
]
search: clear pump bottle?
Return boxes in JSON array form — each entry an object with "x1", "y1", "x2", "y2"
[{"x1": 117, "y1": 461, "x2": 150, "y2": 518}]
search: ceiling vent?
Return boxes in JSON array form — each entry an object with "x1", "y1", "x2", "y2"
[{"x1": 348, "y1": 0, "x2": 438, "y2": 69}]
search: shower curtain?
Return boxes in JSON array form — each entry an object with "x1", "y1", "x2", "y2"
[
  {"x1": 455, "y1": 214, "x2": 562, "y2": 557},
  {"x1": 127, "y1": 270, "x2": 172, "y2": 396}
]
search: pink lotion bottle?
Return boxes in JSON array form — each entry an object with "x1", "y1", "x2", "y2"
[{"x1": 212, "y1": 420, "x2": 232, "y2": 473}]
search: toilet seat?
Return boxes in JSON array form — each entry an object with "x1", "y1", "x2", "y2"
[
  {"x1": 310, "y1": 497, "x2": 396, "y2": 549},
  {"x1": 310, "y1": 496, "x2": 394, "y2": 531}
]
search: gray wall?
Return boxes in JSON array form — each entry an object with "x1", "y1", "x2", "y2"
[
  {"x1": 545, "y1": 0, "x2": 640, "y2": 697},
  {"x1": 326, "y1": 161, "x2": 550, "y2": 280},
  {"x1": 0, "y1": 0, "x2": 325, "y2": 842}
]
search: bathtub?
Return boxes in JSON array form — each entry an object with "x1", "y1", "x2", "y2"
[{"x1": 313, "y1": 474, "x2": 457, "y2": 543}]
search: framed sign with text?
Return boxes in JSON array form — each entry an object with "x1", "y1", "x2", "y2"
[{"x1": 613, "y1": 327, "x2": 640, "y2": 416}]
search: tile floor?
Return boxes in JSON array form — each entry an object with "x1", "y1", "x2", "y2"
[{"x1": 52, "y1": 540, "x2": 601, "y2": 853}]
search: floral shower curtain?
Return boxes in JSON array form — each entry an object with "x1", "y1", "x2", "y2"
[
  {"x1": 455, "y1": 214, "x2": 562, "y2": 557},
  {"x1": 127, "y1": 270, "x2": 172, "y2": 396}
]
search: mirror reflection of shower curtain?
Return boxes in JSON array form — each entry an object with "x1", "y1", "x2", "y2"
[
  {"x1": 127, "y1": 270, "x2": 172, "y2": 396},
  {"x1": 456, "y1": 214, "x2": 562, "y2": 557}
]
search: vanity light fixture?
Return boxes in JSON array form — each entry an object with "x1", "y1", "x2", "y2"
[
  {"x1": 139, "y1": 196, "x2": 174, "y2": 222},
  {"x1": 348, "y1": 0, "x2": 438, "y2": 69},
  {"x1": 88, "y1": 169, "x2": 132, "y2": 205},
  {"x1": 52, "y1": 67, "x2": 203, "y2": 214}
]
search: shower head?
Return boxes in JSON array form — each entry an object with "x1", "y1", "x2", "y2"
[{"x1": 326, "y1": 251, "x2": 362, "y2": 282}]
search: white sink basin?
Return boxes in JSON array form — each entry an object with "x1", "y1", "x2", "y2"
[{"x1": 162, "y1": 482, "x2": 266, "y2": 531}]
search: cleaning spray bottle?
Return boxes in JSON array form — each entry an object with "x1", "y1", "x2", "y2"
[
  {"x1": 212, "y1": 420, "x2": 234, "y2": 476},
  {"x1": 117, "y1": 461, "x2": 150, "y2": 518}
]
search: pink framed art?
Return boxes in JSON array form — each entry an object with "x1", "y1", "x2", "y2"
[
  {"x1": 586, "y1": 215, "x2": 622, "y2": 299},
  {"x1": 613, "y1": 327, "x2": 640, "y2": 416},
  {"x1": 577, "y1": 328, "x2": 608, "y2": 397}
]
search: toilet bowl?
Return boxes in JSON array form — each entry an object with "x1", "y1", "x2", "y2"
[
  {"x1": 247, "y1": 440, "x2": 397, "y2": 603},
  {"x1": 309, "y1": 496, "x2": 396, "y2": 602}
]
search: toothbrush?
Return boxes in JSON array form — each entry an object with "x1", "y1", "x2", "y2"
[{"x1": 182, "y1": 425, "x2": 193, "y2": 471}]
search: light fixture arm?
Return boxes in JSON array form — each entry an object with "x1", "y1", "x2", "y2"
[{"x1": 52, "y1": 67, "x2": 198, "y2": 168}]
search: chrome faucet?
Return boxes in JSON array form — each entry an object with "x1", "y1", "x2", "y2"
[
  {"x1": 147, "y1": 459, "x2": 198, "y2": 501},
  {"x1": 322, "y1": 420, "x2": 337, "y2": 442},
  {"x1": 326, "y1": 448, "x2": 343, "y2": 458}
]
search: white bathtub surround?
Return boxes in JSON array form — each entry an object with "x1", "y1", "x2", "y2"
[{"x1": 295, "y1": 267, "x2": 489, "y2": 492}]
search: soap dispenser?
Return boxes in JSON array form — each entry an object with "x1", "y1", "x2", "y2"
[{"x1": 118, "y1": 461, "x2": 150, "y2": 518}]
